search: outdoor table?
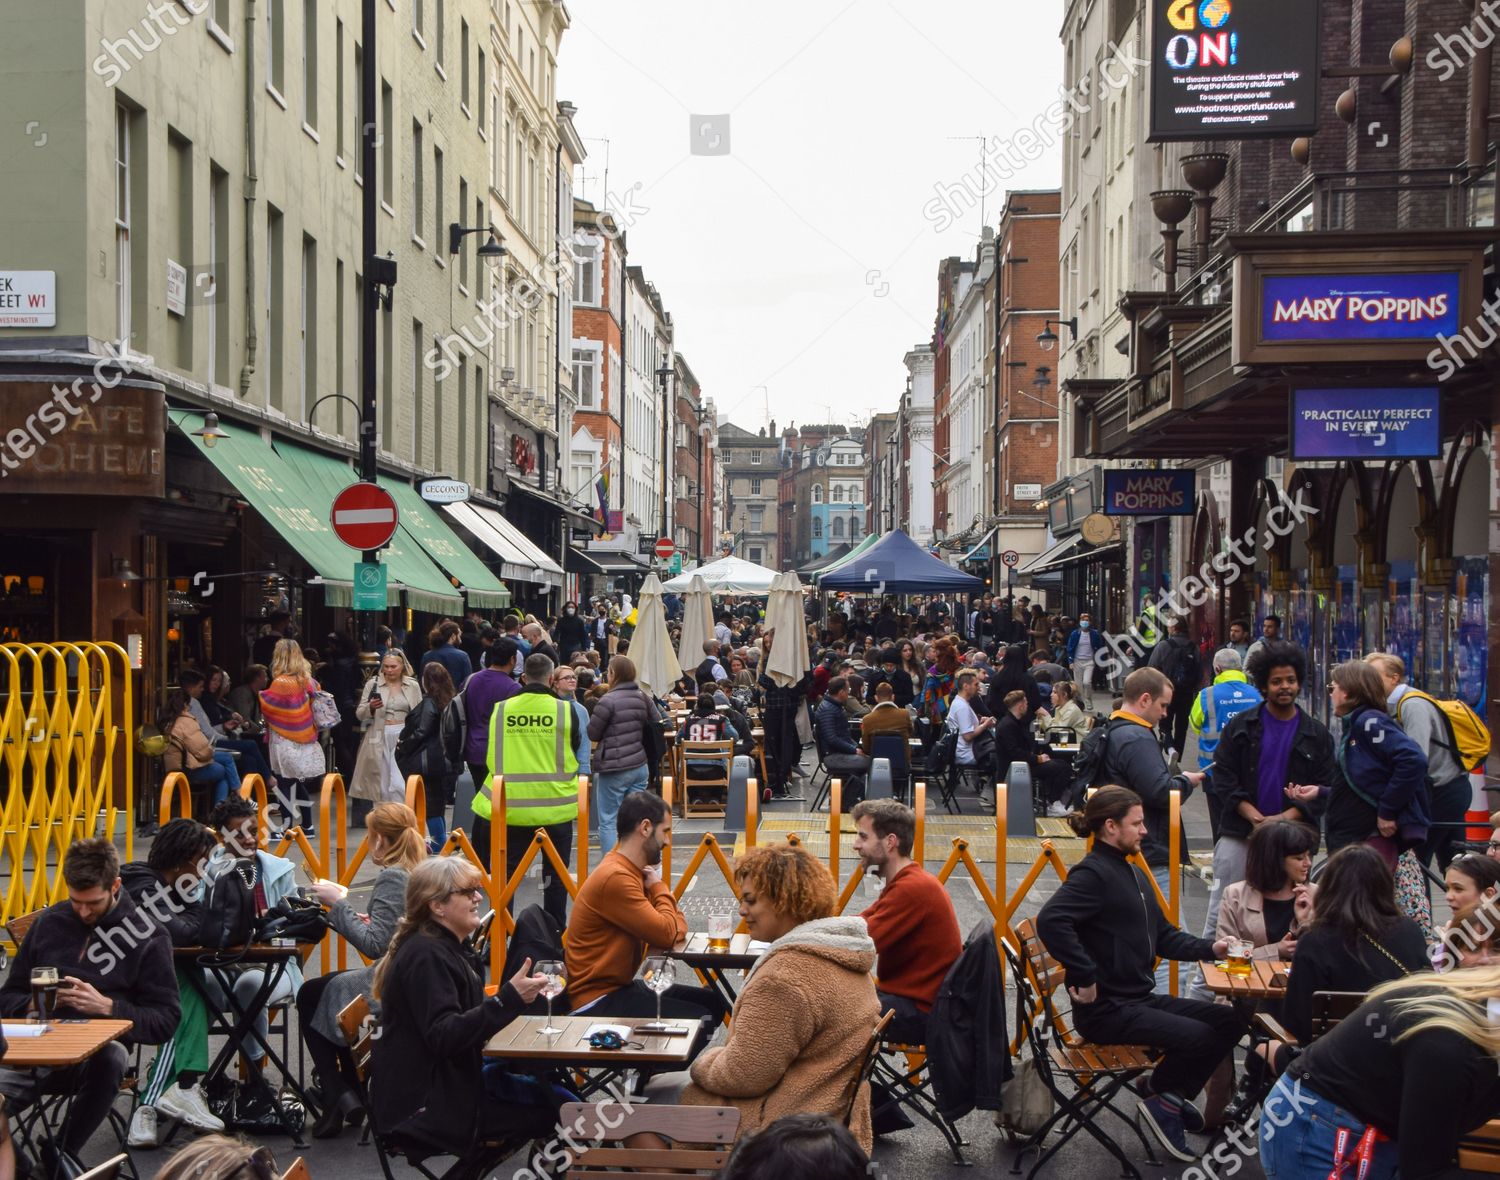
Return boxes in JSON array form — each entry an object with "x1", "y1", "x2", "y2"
[
  {"x1": 0, "y1": 1017, "x2": 133, "y2": 1177},
  {"x1": 176, "y1": 943, "x2": 310, "y2": 1144},
  {"x1": 1199, "y1": 958, "x2": 1290, "y2": 1001},
  {"x1": 670, "y1": 933, "x2": 765, "y2": 1009},
  {"x1": 484, "y1": 1015, "x2": 697, "y2": 1097}
]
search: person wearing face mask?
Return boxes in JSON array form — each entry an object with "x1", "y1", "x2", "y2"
[
  {"x1": 0, "y1": 839, "x2": 179, "y2": 1164},
  {"x1": 1065, "y1": 613, "x2": 1099, "y2": 711},
  {"x1": 555, "y1": 600, "x2": 589, "y2": 663}
]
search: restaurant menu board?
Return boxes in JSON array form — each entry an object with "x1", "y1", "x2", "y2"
[{"x1": 1150, "y1": 0, "x2": 1320, "y2": 141}]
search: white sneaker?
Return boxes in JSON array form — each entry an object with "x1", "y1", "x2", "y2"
[
  {"x1": 128, "y1": 1104, "x2": 159, "y2": 1148},
  {"x1": 1047, "y1": 801, "x2": 1072, "y2": 818},
  {"x1": 158, "y1": 1082, "x2": 226, "y2": 1132}
]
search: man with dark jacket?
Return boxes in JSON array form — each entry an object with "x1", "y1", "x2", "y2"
[
  {"x1": 421, "y1": 620, "x2": 473, "y2": 689},
  {"x1": 814, "y1": 678, "x2": 871, "y2": 806},
  {"x1": 758, "y1": 633, "x2": 811, "y2": 803},
  {"x1": 1037, "y1": 787, "x2": 1239, "y2": 1163},
  {"x1": 0, "y1": 838, "x2": 180, "y2": 1164},
  {"x1": 122, "y1": 819, "x2": 225, "y2": 1146},
  {"x1": 1148, "y1": 617, "x2": 1203, "y2": 758},
  {"x1": 865, "y1": 648, "x2": 915, "y2": 709},
  {"x1": 463, "y1": 639, "x2": 522, "y2": 839}
]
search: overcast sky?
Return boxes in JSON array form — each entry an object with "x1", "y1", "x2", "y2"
[{"x1": 557, "y1": 0, "x2": 1063, "y2": 436}]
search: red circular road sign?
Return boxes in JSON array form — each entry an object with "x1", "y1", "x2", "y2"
[
  {"x1": 654, "y1": 537, "x2": 676, "y2": 560},
  {"x1": 331, "y1": 482, "x2": 399, "y2": 551}
]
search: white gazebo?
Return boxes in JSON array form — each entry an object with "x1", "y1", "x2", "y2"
[{"x1": 661, "y1": 555, "x2": 778, "y2": 596}]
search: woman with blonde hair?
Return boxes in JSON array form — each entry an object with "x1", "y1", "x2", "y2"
[
  {"x1": 1258, "y1": 949, "x2": 1500, "y2": 1177},
  {"x1": 299, "y1": 802, "x2": 429, "y2": 1138},
  {"x1": 370, "y1": 857, "x2": 556, "y2": 1164},
  {"x1": 150, "y1": 1133, "x2": 275, "y2": 1180},
  {"x1": 678, "y1": 845, "x2": 881, "y2": 1150},
  {"x1": 259, "y1": 638, "x2": 326, "y2": 833},
  {"x1": 352, "y1": 649, "x2": 423, "y2": 806}
]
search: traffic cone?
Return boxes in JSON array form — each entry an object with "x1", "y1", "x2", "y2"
[{"x1": 1465, "y1": 770, "x2": 1492, "y2": 841}]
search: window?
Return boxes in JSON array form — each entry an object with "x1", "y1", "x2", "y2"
[
  {"x1": 572, "y1": 346, "x2": 598, "y2": 408},
  {"x1": 812, "y1": 485, "x2": 823, "y2": 504},
  {"x1": 300, "y1": 235, "x2": 316, "y2": 420},
  {"x1": 850, "y1": 519, "x2": 861, "y2": 541},
  {"x1": 831, "y1": 517, "x2": 845, "y2": 540},
  {"x1": 812, "y1": 518, "x2": 823, "y2": 539},
  {"x1": 749, "y1": 477, "x2": 761, "y2": 495},
  {"x1": 351, "y1": 42, "x2": 362, "y2": 180},
  {"x1": 411, "y1": 120, "x2": 424, "y2": 240},
  {"x1": 457, "y1": 177, "x2": 469, "y2": 287},
  {"x1": 460, "y1": 19, "x2": 470, "y2": 109},
  {"x1": 212, "y1": 0, "x2": 231, "y2": 35},
  {"x1": 412, "y1": 0, "x2": 424, "y2": 42},
  {"x1": 832, "y1": 485, "x2": 844, "y2": 502},
  {"x1": 412, "y1": 318, "x2": 424, "y2": 464},
  {"x1": 478, "y1": 52, "x2": 487, "y2": 132},
  {"x1": 380, "y1": 80, "x2": 393, "y2": 204},
  {"x1": 573, "y1": 238, "x2": 599, "y2": 304},
  {"x1": 114, "y1": 105, "x2": 131, "y2": 343},
  {"x1": 302, "y1": 0, "x2": 317, "y2": 129},
  {"x1": 748, "y1": 546, "x2": 763, "y2": 563},
  {"x1": 335, "y1": 19, "x2": 344, "y2": 156},
  {"x1": 490, "y1": 95, "x2": 500, "y2": 187},
  {"x1": 335, "y1": 258, "x2": 345, "y2": 424},
  {"x1": 433, "y1": 144, "x2": 443, "y2": 254},
  {"x1": 748, "y1": 507, "x2": 763, "y2": 531},
  {"x1": 266, "y1": 204, "x2": 283, "y2": 407},
  {"x1": 435, "y1": 0, "x2": 445, "y2": 69},
  {"x1": 208, "y1": 165, "x2": 228, "y2": 385},
  {"x1": 750, "y1": 450, "x2": 762, "y2": 464},
  {"x1": 267, "y1": 0, "x2": 285, "y2": 95}
]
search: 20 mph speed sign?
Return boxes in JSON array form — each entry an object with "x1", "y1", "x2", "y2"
[{"x1": 331, "y1": 482, "x2": 399, "y2": 550}]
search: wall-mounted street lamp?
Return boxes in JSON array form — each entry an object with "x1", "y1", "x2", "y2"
[
  {"x1": 1033, "y1": 365, "x2": 1052, "y2": 393},
  {"x1": 448, "y1": 222, "x2": 507, "y2": 265},
  {"x1": 1036, "y1": 318, "x2": 1078, "y2": 353},
  {"x1": 170, "y1": 410, "x2": 232, "y2": 449}
]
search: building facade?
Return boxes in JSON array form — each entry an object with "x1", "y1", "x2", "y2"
[
  {"x1": 865, "y1": 410, "x2": 900, "y2": 536},
  {"x1": 901, "y1": 345, "x2": 936, "y2": 546},
  {"x1": 671, "y1": 354, "x2": 716, "y2": 566},
  {"x1": 718, "y1": 422, "x2": 779, "y2": 567}
]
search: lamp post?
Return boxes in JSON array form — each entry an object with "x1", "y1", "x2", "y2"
[{"x1": 655, "y1": 358, "x2": 673, "y2": 556}]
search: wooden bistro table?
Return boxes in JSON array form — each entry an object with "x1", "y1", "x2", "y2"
[
  {"x1": 1199, "y1": 958, "x2": 1290, "y2": 1002},
  {"x1": 0, "y1": 1017, "x2": 133, "y2": 1176},
  {"x1": 484, "y1": 1016, "x2": 696, "y2": 1098},
  {"x1": 671, "y1": 933, "x2": 765, "y2": 1010}
]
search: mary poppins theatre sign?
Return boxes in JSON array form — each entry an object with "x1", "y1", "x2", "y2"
[{"x1": 1149, "y1": 0, "x2": 1320, "y2": 141}]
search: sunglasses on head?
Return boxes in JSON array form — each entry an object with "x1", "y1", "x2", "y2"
[{"x1": 232, "y1": 1146, "x2": 278, "y2": 1180}]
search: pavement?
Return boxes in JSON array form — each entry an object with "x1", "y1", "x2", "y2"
[{"x1": 26, "y1": 733, "x2": 1453, "y2": 1179}]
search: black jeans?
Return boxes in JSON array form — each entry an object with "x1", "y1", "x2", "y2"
[
  {"x1": 0, "y1": 1040, "x2": 129, "y2": 1156},
  {"x1": 824, "y1": 752, "x2": 871, "y2": 805},
  {"x1": 1419, "y1": 774, "x2": 1473, "y2": 873},
  {"x1": 1072, "y1": 992, "x2": 1243, "y2": 1101},
  {"x1": 764, "y1": 706, "x2": 799, "y2": 792},
  {"x1": 296, "y1": 972, "x2": 358, "y2": 1106},
  {"x1": 876, "y1": 989, "x2": 930, "y2": 1046},
  {"x1": 469, "y1": 819, "x2": 574, "y2": 930}
]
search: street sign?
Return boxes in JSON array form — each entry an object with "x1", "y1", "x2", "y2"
[
  {"x1": 654, "y1": 537, "x2": 675, "y2": 560},
  {"x1": 331, "y1": 482, "x2": 399, "y2": 550},
  {"x1": 669, "y1": 553, "x2": 682, "y2": 575},
  {"x1": 352, "y1": 561, "x2": 388, "y2": 610},
  {"x1": 1001, "y1": 549, "x2": 1020, "y2": 568}
]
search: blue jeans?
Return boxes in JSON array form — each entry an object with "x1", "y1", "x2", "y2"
[
  {"x1": 218, "y1": 737, "x2": 273, "y2": 784},
  {"x1": 595, "y1": 764, "x2": 649, "y2": 854},
  {"x1": 188, "y1": 753, "x2": 239, "y2": 807},
  {"x1": 1151, "y1": 864, "x2": 1174, "y2": 995},
  {"x1": 1260, "y1": 1076, "x2": 1397, "y2": 1180}
]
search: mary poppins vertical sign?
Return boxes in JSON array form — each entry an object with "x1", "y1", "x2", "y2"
[{"x1": 1149, "y1": 0, "x2": 1320, "y2": 141}]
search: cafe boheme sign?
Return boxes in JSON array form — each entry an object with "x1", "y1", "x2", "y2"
[{"x1": 0, "y1": 379, "x2": 164, "y2": 497}]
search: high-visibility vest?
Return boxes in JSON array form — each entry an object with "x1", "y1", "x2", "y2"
[
  {"x1": 479, "y1": 691, "x2": 579, "y2": 825},
  {"x1": 1194, "y1": 676, "x2": 1262, "y2": 769}
]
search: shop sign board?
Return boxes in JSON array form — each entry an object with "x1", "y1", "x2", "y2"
[
  {"x1": 1290, "y1": 388, "x2": 1442, "y2": 460},
  {"x1": 1260, "y1": 272, "x2": 1461, "y2": 343},
  {"x1": 0, "y1": 380, "x2": 164, "y2": 496},
  {"x1": 1149, "y1": 0, "x2": 1320, "y2": 142},
  {"x1": 1103, "y1": 469, "x2": 1196, "y2": 516}
]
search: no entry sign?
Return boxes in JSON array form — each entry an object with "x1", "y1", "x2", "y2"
[
  {"x1": 654, "y1": 537, "x2": 676, "y2": 560},
  {"x1": 331, "y1": 482, "x2": 399, "y2": 550}
]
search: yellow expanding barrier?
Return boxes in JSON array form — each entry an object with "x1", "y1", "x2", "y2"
[{"x1": 1, "y1": 641, "x2": 134, "y2": 944}]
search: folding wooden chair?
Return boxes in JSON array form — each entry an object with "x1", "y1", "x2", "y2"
[
  {"x1": 679, "y1": 740, "x2": 733, "y2": 818},
  {"x1": 870, "y1": 1037, "x2": 970, "y2": 1164},
  {"x1": 279, "y1": 1157, "x2": 313, "y2": 1180},
  {"x1": 1004, "y1": 919, "x2": 1161, "y2": 1180},
  {"x1": 841, "y1": 1011, "x2": 894, "y2": 1127},
  {"x1": 1460, "y1": 1120, "x2": 1500, "y2": 1174},
  {"x1": 558, "y1": 1102, "x2": 739, "y2": 1177}
]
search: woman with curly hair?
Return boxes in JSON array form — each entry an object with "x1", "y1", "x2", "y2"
[
  {"x1": 916, "y1": 636, "x2": 962, "y2": 730},
  {"x1": 676, "y1": 845, "x2": 881, "y2": 1150}
]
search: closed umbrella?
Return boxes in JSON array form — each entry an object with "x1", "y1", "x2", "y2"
[
  {"x1": 632, "y1": 572, "x2": 681, "y2": 697},
  {"x1": 765, "y1": 571, "x2": 810, "y2": 687},
  {"x1": 676, "y1": 574, "x2": 714, "y2": 673}
]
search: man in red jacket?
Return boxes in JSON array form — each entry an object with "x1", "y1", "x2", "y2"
[{"x1": 852, "y1": 799, "x2": 962, "y2": 1043}]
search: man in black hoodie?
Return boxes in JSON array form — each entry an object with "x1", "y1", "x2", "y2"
[
  {"x1": 0, "y1": 838, "x2": 179, "y2": 1162},
  {"x1": 1038, "y1": 786, "x2": 1241, "y2": 1164}
]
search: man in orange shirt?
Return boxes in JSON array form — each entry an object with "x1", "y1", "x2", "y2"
[
  {"x1": 564, "y1": 792, "x2": 726, "y2": 1031},
  {"x1": 852, "y1": 799, "x2": 962, "y2": 1044}
]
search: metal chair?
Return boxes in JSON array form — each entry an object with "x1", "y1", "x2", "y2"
[{"x1": 868, "y1": 733, "x2": 910, "y2": 802}]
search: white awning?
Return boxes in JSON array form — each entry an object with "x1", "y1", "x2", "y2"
[
  {"x1": 443, "y1": 501, "x2": 564, "y2": 587},
  {"x1": 1017, "y1": 534, "x2": 1083, "y2": 576},
  {"x1": 960, "y1": 526, "x2": 998, "y2": 565}
]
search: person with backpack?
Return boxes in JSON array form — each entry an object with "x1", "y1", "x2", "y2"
[
  {"x1": 1148, "y1": 617, "x2": 1202, "y2": 760},
  {"x1": 395, "y1": 662, "x2": 459, "y2": 850},
  {"x1": 1367, "y1": 651, "x2": 1490, "y2": 874}
]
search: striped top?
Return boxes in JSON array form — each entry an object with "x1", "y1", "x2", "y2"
[{"x1": 260, "y1": 675, "x2": 320, "y2": 743}]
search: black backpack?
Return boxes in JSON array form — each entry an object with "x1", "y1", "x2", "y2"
[
  {"x1": 441, "y1": 687, "x2": 468, "y2": 766},
  {"x1": 200, "y1": 857, "x2": 259, "y2": 950},
  {"x1": 1067, "y1": 718, "x2": 1119, "y2": 799}
]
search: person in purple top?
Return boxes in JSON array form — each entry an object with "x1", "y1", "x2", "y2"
[
  {"x1": 1189, "y1": 641, "x2": 1336, "y2": 1009},
  {"x1": 462, "y1": 638, "x2": 522, "y2": 819}
]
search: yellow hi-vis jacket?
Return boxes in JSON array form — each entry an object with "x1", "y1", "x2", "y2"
[{"x1": 479, "y1": 686, "x2": 580, "y2": 825}]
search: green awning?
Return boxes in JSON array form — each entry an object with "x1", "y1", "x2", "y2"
[
  {"x1": 377, "y1": 477, "x2": 512, "y2": 610},
  {"x1": 176, "y1": 413, "x2": 355, "y2": 607},
  {"x1": 275, "y1": 442, "x2": 463, "y2": 615},
  {"x1": 812, "y1": 530, "x2": 881, "y2": 585}
]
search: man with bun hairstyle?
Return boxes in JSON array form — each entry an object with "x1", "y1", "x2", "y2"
[{"x1": 1037, "y1": 786, "x2": 1242, "y2": 1163}]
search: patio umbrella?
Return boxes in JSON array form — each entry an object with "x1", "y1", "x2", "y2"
[
  {"x1": 676, "y1": 574, "x2": 714, "y2": 672},
  {"x1": 764, "y1": 571, "x2": 810, "y2": 687},
  {"x1": 632, "y1": 572, "x2": 682, "y2": 696}
]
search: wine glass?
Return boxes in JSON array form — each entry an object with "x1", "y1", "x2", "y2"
[
  {"x1": 642, "y1": 955, "x2": 675, "y2": 1028},
  {"x1": 537, "y1": 959, "x2": 566, "y2": 1036}
]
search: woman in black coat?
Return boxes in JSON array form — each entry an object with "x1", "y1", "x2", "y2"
[
  {"x1": 395, "y1": 662, "x2": 457, "y2": 849},
  {"x1": 555, "y1": 601, "x2": 589, "y2": 663},
  {"x1": 370, "y1": 857, "x2": 557, "y2": 1163},
  {"x1": 986, "y1": 644, "x2": 1043, "y2": 723}
]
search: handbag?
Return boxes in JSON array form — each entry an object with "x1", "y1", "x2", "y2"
[
  {"x1": 311, "y1": 690, "x2": 341, "y2": 731},
  {"x1": 205, "y1": 1075, "x2": 307, "y2": 1136},
  {"x1": 641, "y1": 692, "x2": 667, "y2": 768},
  {"x1": 200, "y1": 858, "x2": 259, "y2": 951},
  {"x1": 255, "y1": 894, "x2": 331, "y2": 943},
  {"x1": 993, "y1": 1052, "x2": 1054, "y2": 1140}
]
